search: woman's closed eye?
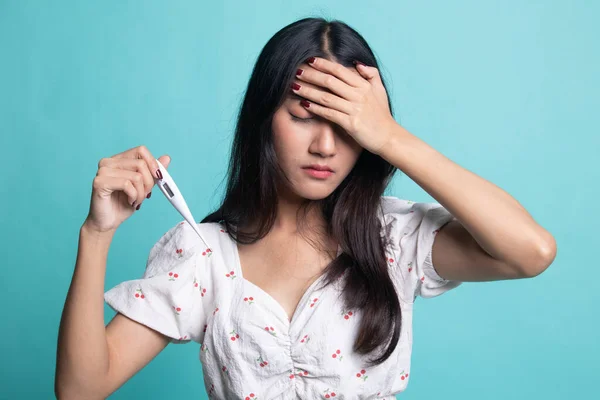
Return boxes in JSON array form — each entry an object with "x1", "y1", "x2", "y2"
[{"x1": 291, "y1": 114, "x2": 314, "y2": 123}]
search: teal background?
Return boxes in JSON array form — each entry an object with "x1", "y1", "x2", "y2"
[{"x1": 1, "y1": 0, "x2": 597, "y2": 399}]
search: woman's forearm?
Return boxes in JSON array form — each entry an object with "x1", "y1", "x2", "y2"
[
  {"x1": 55, "y1": 224, "x2": 115, "y2": 398},
  {"x1": 378, "y1": 123, "x2": 556, "y2": 273}
]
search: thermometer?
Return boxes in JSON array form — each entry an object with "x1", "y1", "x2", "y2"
[{"x1": 153, "y1": 158, "x2": 211, "y2": 249}]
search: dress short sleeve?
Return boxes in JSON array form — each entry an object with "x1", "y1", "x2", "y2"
[
  {"x1": 104, "y1": 221, "x2": 208, "y2": 344},
  {"x1": 380, "y1": 196, "x2": 463, "y2": 302}
]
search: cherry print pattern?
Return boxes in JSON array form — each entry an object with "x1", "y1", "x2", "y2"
[
  {"x1": 289, "y1": 368, "x2": 309, "y2": 379},
  {"x1": 256, "y1": 355, "x2": 269, "y2": 367},
  {"x1": 134, "y1": 288, "x2": 145, "y2": 299},
  {"x1": 407, "y1": 261, "x2": 413, "y2": 272},
  {"x1": 331, "y1": 349, "x2": 343, "y2": 361},
  {"x1": 168, "y1": 271, "x2": 179, "y2": 281},
  {"x1": 323, "y1": 389, "x2": 337, "y2": 398},
  {"x1": 193, "y1": 278, "x2": 208, "y2": 297},
  {"x1": 229, "y1": 330, "x2": 240, "y2": 341},
  {"x1": 341, "y1": 309, "x2": 353, "y2": 320},
  {"x1": 172, "y1": 305, "x2": 182, "y2": 315},
  {"x1": 244, "y1": 296, "x2": 255, "y2": 305},
  {"x1": 221, "y1": 365, "x2": 230, "y2": 376},
  {"x1": 355, "y1": 369, "x2": 368, "y2": 381},
  {"x1": 264, "y1": 326, "x2": 276, "y2": 337},
  {"x1": 203, "y1": 324, "x2": 208, "y2": 333},
  {"x1": 226, "y1": 270, "x2": 237, "y2": 279},
  {"x1": 175, "y1": 248, "x2": 184, "y2": 258},
  {"x1": 309, "y1": 298, "x2": 318, "y2": 307},
  {"x1": 300, "y1": 334, "x2": 310, "y2": 343},
  {"x1": 400, "y1": 370, "x2": 410, "y2": 380},
  {"x1": 177, "y1": 335, "x2": 188, "y2": 340},
  {"x1": 244, "y1": 393, "x2": 257, "y2": 400},
  {"x1": 202, "y1": 248, "x2": 213, "y2": 257},
  {"x1": 201, "y1": 343, "x2": 209, "y2": 353},
  {"x1": 213, "y1": 307, "x2": 219, "y2": 315}
]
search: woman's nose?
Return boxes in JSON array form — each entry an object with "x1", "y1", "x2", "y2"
[{"x1": 309, "y1": 123, "x2": 338, "y2": 157}]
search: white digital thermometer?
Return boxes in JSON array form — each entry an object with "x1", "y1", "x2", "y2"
[{"x1": 153, "y1": 158, "x2": 211, "y2": 249}]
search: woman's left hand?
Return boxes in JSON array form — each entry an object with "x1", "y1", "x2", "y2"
[{"x1": 291, "y1": 56, "x2": 398, "y2": 155}]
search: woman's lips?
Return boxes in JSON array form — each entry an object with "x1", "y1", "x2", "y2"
[{"x1": 302, "y1": 167, "x2": 334, "y2": 179}]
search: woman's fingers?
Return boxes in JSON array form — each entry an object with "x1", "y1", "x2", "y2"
[
  {"x1": 97, "y1": 165, "x2": 146, "y2": 207},
  {"x1": 100, "y1": 158, "x2": 157, "y2": 203}
]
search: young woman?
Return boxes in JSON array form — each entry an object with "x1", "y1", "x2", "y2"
[{"x1": 56, "y1": 17, "x2": 556, "y2": 400}]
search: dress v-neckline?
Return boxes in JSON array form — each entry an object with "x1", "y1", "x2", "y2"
[{"x1": 225, "y1": 227, "x2": 340, "y2": 326}]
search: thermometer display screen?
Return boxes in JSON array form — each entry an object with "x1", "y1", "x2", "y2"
[{"x1": 162, "y1": 182, "x2": 175, "y2": 198}]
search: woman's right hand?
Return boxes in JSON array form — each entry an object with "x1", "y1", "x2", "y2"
[{"x1": 83, "y1": 145, "x2": 171, "y2": 234}]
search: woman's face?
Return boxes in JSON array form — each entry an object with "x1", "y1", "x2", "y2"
[{"x1": 272, "y1": 65, "x2": 364, "y2": 201}]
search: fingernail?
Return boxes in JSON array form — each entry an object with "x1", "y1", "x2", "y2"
[
  {"x1": 146, "y1": 192, "x2": 152, "y2": 199},
  {"x1": 136, "y1": 203, "x2": 141, "y2": 210},
  {"x1": 156, "y1": 169, "x2": 163, "y2": 180},
  {"x1": 296, "y1": 68, "x2": 303, "y2": 76},
  {"x1": 300, "y1": 100, "x2": 310, "y2": 108},
  {"x1": 132, "y1": 200, "x2": 137, "y2": 208},
  {"x1": 307, "y1": 57, "x2": 316, "y2": 64}
]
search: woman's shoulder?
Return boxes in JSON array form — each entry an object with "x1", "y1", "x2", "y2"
[{"x1": 150, "y1": 220, "x2": 227, "y2": 258}]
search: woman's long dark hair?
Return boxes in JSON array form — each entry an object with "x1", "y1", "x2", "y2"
[{"x1": 202, "y1": 17, "x2": 400, "y2": 367}]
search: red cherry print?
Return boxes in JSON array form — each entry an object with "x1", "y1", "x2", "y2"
[
  {"x1": 244, "y1": 297, "x2": 248, "y2": 301},
  {"x1": 331, "y1": 393, "x2": 336, "y2": 397},
  {"x1": 332, "y1": 354, "x2": 337, "y2": 358},
  {"x1": 360, "y1": 369, "x2": 365, "y2": 374},
  {"x1": 260, "y1": 362, "x2": 264, "y2": 367},
  {"x1": 169, "y1": 272, "x2": 173, "y2": 276},
  {"x1": 348, "y1": 311, "x2": 353, "y2": 316},
  {"x1": 265, "y1": 327, "x2": 269, "y2": 331},
  {"x1": 226, "y1": 274, "x2": 230, "y2": 277},
  {"x1": 421, "y1": 276, "x2": 425, "y2": 281},
  {"x1": 401, "y1": 376, "x2": 405, "y2": 380},
  {"x1": 303, "y1": 371, "x2": 308, "y2": 375},
  {"x1": 141, "y1": 294, "x2": 144, "y2": 298},
  {"x1": 174, "y1": 273, "x2": 178, "y2": 278},
  {"x1": 176, "y1": 307, "x2": 181, "y2": 311},
  {"x1": 289, "y1": 374, "x2": 295, "y2": 379},
  {"x1": 202, "y1": 252, "x2": 206, "y2": 256},
  {"x1": 135, "y1": 293, "x2": 140, "y2": 298},
  {"x1": 194, "y1": 283, "x2": 199, "y2": 287},
  {"x1": 344, "y1": 315, "x2": 349, "y2": 320},
  {"x1": 230, "y1": 270, "x2": 234, "y2": 274},
  {"x1": 336, "y1": 349, "x2": 340, "y2": 354},
  {"x1": 356, "y1": 373, "x2": 361, "y2": 377},
  {"x1": 270, "y1": 327, "x2": 274, "y2": 331},
  {"x1": 236, "y1": 334, "x2": 239, "y2": 338},
  {"x1": 249, "y1": 297, "x2": 254, "y2": 300},
  {"x1": 389, "y1": 258, "x2": 394, "y2": 263},
  {"x1": 264, "y1": 361, "x2": 268, "y2": 365},
  {"x1": 325, "y1": 395, "x2": 330, "y2": 399}
]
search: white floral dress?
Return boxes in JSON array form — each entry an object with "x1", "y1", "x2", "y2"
[{"x1": 104, "y1": 196, "x2": 463, "y2": 399}]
